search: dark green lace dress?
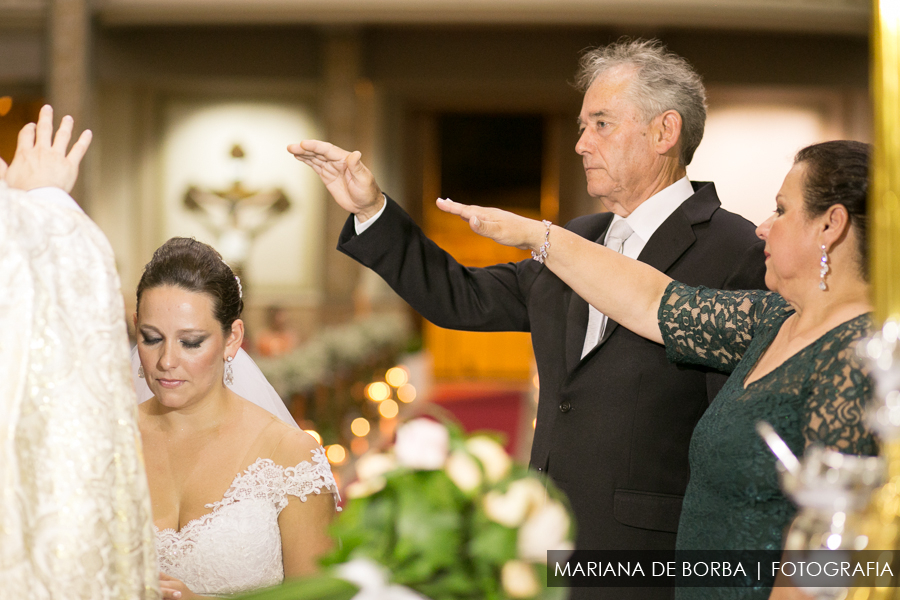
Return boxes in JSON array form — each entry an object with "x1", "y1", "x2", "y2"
[{"x1": 657, "y1": 282, "x2": 877, "y2": 600}]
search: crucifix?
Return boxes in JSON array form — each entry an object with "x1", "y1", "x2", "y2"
[{"x1": 183, "y1": 144, "x2": 291, "y2": 280}]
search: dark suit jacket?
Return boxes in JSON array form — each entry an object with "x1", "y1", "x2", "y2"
[{"x1": 338, "y1": 182, "x2": 766, "y2": 574}]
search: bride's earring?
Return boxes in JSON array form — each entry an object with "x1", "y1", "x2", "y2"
[
  {"x1": 138, "y1": 364, "x2": 145, "y2": 379},
  {"x1": 819, "y1": 244, "x2": 830, "y2": 291},
  {"x1": 224, "y1": 356, "x2": 234, "y2": 386}
]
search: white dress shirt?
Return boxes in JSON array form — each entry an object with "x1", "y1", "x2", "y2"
[
  {"x1": 354, "y1": 195, "x2": 388, "y2": 235},
  {"x1": 581, "y1": 176, "x2": 695, "y2": 358}
]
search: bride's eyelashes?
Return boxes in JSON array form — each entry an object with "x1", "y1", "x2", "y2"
[
  {"x1": 138, "y1": 331, "x2": 208, "y2": 349},
  {"x1": 139, "y1": 333, "x2": 162, "y2": 346},
  {"x1": 181, "y1": 337, "x2": 205, "y2": 349}
]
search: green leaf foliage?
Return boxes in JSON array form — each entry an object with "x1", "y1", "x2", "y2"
[
  {"x1": 313, "y1": 417, "x2": 575, "y2": 600},
  {"x1": 234, "y1": 575, "x2": 359, "y2": 600}
]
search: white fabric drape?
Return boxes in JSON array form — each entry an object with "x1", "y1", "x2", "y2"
[{"x1": 0, "y1": 182, "x2": 159, "y2": 599}]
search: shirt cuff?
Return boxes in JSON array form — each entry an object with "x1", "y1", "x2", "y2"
[
  {"x1": 28, "y1": 187, "x2": 82, "y2": 212},
  {"x1": 353, "y1": 194, "x2": 388, "y2": 235}
]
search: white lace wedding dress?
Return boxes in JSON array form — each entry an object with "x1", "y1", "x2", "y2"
[{"x1": 155, "y1": 448, "x2": 338, "y2": 597}]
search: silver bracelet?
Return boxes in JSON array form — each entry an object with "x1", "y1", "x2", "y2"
[{"x1": 531, "y1": 220, "x2": 552, "y2": 264}]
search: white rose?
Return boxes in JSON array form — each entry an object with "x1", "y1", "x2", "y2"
[
  {"x1": 336, "y1": 558, "x2": 429, "y2": 600},
  {"x1": 501, "y1": 560, "x2": 540, "y2": 598},
  {"x1": 483, "y1": 478, "x2": 545, "y2": 528},
  {"x1": 508, "y1": 477, "x2": 548, "y2": 512},
  {"x1": 484, "y1": 490, "x2": 525, "y2": 528},
  {"x1": 465, "y1": 436, "x2": 511, "y2": 483},
  {"x1": 346, "y1": 476, "x2": 386, "y2": 499},
  {"x1": 336, "y1": 557, "x2": 390, "y2": 590},
  {"x1": 394, "y1": 418, "x2": 449, "y2": 470},
  {"x1": 446, "y1": 450, "x2": 482, "y2": 493},
  {"x1": 356, "y1": 452, "x2": 397, "y2": 482},
  {"x1": 517, "y1": 500, "x2": 573, "y2": 563}
]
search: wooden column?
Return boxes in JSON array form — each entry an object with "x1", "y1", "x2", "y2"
[
  {"x1": 321, "y1": 28, "x2": 364, "y2": 314},
  {"x1": 47, "y1": 0, "x2": 91, "y2": 208}
]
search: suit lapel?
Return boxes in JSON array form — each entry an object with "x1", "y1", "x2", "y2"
[
  {"x1": 565, "y1": 291, "x2": 590, "y2": 371},
  {"x1": 565, "y1": 213, "x2": 613, "y2": 372},
  {"x1": 567, "y1": 183, "x2": 719, "y2": 369},
  {"x1": 636, "y1": 207, "x2": 697, "y2": 274}
]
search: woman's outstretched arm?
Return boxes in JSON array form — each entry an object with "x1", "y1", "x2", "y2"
[{"x1": 436, "y1": 198, "x2": 671, "y2": 344}]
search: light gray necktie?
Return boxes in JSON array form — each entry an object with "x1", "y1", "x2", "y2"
[{"x1": 581, "y1": 219, "x2": 634, "y2": 358}]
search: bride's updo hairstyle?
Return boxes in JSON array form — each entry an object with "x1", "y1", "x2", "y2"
[{"x1": 136, "y1": 237, "x2": 243, "y2": 333}]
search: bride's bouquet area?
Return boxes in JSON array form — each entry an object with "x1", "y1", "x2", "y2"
[{"x1": 243, "y1": 418, "x2": 574, "y2": 600}]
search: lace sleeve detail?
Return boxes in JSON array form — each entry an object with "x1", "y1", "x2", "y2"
[
  {"x1": 801, "y1": 315, "x2": 878, "y2": 455},
  {"x1": 281, "y1": 447, "x2": 341, "y2": 510},
  {"x1": 208, "y1": 449, "x2": 341, "y2": 515},
  {"x1": 657, "y1": 280, "x2": 787, "y2": 373}
]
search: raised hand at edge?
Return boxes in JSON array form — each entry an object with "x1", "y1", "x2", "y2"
[{"x1": 3, "y1": 104, "x2": 92, "y2": 193}]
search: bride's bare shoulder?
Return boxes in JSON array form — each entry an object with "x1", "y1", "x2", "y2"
[
  {"x1": 231, "y1": 396, "x2": 322, "y2": 465},
  {"x1": 233, "y1": 394, "x2": 287, "y2": 426},
  {"x1": 269, "y1": 425, "x2": 324, "y2": 469}
]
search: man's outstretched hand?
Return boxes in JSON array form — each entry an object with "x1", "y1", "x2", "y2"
[
  {"x1": 287, "y1": 140, "x2": 384, "y2": 222},
  {"x1": 2, "y1": 105, "x2": 92, "y2": 193}
]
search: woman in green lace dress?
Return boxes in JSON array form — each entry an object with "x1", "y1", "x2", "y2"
[{"x1": 435, "y1": 140, "x2": 877, "y2": 599}]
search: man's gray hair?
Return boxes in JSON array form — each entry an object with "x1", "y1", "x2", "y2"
[{"x1": 575, "y1": 39, "x2": 707, "y2": 166}]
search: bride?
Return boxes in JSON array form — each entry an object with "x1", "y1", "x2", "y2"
[{"x1": 132, "y1": 237, "x2": 338, "y2": 599}]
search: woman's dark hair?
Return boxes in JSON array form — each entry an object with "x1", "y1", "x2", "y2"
[
  {"x1": 794, "y1": 140, "x2": 870, "y2": 278},
  {"x1": 136, "y1": 237, "x2": 243, "y2": 332}
]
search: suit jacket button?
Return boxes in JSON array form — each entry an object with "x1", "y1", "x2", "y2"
[{"x1": 559, "y1": 401, "x2": 572, "y2": 413}]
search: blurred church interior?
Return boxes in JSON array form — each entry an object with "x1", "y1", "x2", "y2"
[{"x1": 0, "y1": 0, "x2": 872, "y2": 467}]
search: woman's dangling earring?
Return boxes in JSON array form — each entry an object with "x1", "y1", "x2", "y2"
[
  {"x1": 138, "y1": 365, "x2": 145, "y2": 379},
  {"x1": 224, "y1": 355, "x2": 234, "y2": 386},
  {"x1": 819, "y1": 244, "x2": 829, "y2": 291}
]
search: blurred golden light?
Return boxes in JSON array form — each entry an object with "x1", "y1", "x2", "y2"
[
  {"x1": 366, "y1": 382, "x2": 391, "y2": 402},
  {"x1": 397, "y1": 383, "x2": 417, "y2": 403},
  {"x1": 379, "y1": 399, "x2": 399, "y2": 419},
  {"x1": 532, "y1": 418, "x2": 536, "y2": 429},
  {"x1": 385, "y1": 366, "x2": 409, "y2": 388},
  {"x1": 304, "y1": 430, "x2": 322, "y2": 444},
  {"x1": 351, "y1": 437, "x2": 369, "y2": 455},
  {"x1": 326, "y1": 444, "x2": 347, "y2": 464},
  {"x1": 351, "y1": 417, "x2": 371, "y2": 437},
  {"x1": 532, "y1": 373, "x2": 539, "y2": 388}
]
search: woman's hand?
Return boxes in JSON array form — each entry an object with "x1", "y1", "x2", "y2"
[
  {"x1": 3, "y1": 104, "x2": 91, "y2": 193},
  {"x1": 435, "y1": 198, "x2": 545, "y2": 251},
  {"x1": 159, "y1": 572, "x2": 205, "y2": 600},
  {"x1": 437, "y1": 196, "x2": 670, "y2": 344}
]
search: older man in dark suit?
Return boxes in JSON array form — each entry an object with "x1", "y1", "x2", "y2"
[{"x1": 291, "y1": 39, "x2": 766, "y2": 599}]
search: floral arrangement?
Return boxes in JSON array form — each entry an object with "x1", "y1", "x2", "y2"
[
  {"x1": 241, "y1": 417, "x2": 574, "y2": 600},
  {"x1": 254, "y1": 312, "x2": 417, "y2": 447},
  {"x1": 255, "y1": 313, "x2": 413, "y2": 399}
]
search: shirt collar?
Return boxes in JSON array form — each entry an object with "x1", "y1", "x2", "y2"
[{"x1": 608, "y1": 176, "x2": 694, "y2": 243}]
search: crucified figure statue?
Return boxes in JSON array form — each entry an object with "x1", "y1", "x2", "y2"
[{"x1": 183, "y1": 144, "x2": 291, "y2": 279}]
